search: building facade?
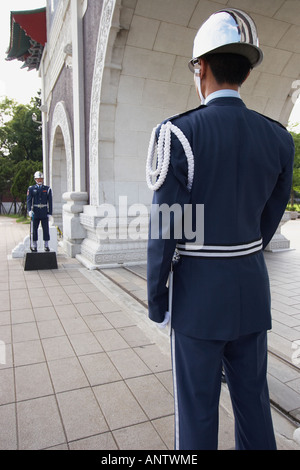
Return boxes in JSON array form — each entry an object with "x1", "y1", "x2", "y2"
[{"x1": 38, "y1": 0, "x2": 300, "y2": 267}]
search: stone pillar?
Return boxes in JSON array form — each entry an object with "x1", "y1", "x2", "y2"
[
  {"x1": 71, "y1": 0, "x2": 86, "y2": 192},
  {"x1": 62, "y1": 192, "x2": 89, "y2": 257}
]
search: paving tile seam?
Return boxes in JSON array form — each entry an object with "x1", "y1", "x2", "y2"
[
  {"x1": 7, "y1": 300, "x2": 150, "y2": 402},
  {"x1": 99, "y1": 269, "x2": 148, "y2": 310},
  {"x1": 4, "y1": 334, "x2": 160, "y2": 367},
  {"x1": 66, "y1": 430, "x2": 118, "y2": 447},
  {"x1": 47, "y1": 271, "x2": 177, "y2": 442},
  {"x1": 98, "y1": 268, "x2": 300, "y2": 368},
  {"x1": 268, "y1": 349, "x2": 300, "y2": 373},
  {"x1": 16, "y1": 427, "x2": 123, "y2": 451},
  {"x1": 269, "y1": 400, "x2": 300, "y2": 428},
  {"x1": 268, "y1": 383, "x2": 300, "y2": 422},
  {"x1": 1, "y1": 378, "x2": 145, "y2": 405},
  {"x1": 76, "y1": 375, "x2": 173, "y2": 449},
  {"x1": 271, "y1": 308, "x2": 300, "y2": 320},
  {"x1": 124, "y1": 373, "x2": 174, "y2": 400},
  {"x1": 79, "y1": 268, "x2": 171, "y2": 356},
  {"x1": 63, "y1": 421, "x2": 171, "y2": 451},
  {"x1": 6, "y1": 263, "x2": 19, "y2": 450},
  {"x1": 9, "y1": 284, "x2": 145, "y2": 352},
  {"x1": 97, "y1": 266, "x2": 300, "y2": 430},
  {"x1": 2, "y1": 374, "x2": 174, "y2": 419},
  {"x1": 2, "y1": 218, "x2": 300, "y2": 450},
  {"x1": 108, "y1": 415, "x2": 175, "y2": 435},
  {"x1": 270, "y1": 327, "x2": 300, "y2": 345},
  {"x1": 52, "y1": 384, "x2": 112, "y2": 448},
  {"x1": 1, "y1": 366, "x2": 174, "y2": 404},
  {"x1": 86, "y1": 268, "x2": 300, "y2": 444}
]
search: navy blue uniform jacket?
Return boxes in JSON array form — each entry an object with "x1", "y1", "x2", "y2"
[
  {"x1": 27, "y1": 184, "x2": 53, "y2": 219},
  {"x1": 147, "y1": 97, "x2": 294, "y2": 340}
]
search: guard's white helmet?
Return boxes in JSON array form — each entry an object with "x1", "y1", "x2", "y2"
[
  {"x1": 188, "y1": 8, "x2": 263, "y2": 72},
  {"x1": 34, "y1": 171, "x2": 44, "y2": 179}
]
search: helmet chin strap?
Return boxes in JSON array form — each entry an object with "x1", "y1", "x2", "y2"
[{"x1": 194, "y1": 69, "x2": 205, "y2": 104}]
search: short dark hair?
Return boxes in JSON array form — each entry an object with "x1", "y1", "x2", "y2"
[{"x1": 203, "y1": 53, "x2": 251, "y2": 86}]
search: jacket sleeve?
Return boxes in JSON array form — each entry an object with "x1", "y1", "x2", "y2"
[
  {"x1": 47, "y1": 187, "x2": 53, "y2": 215},
  {"x1": 147, "y1": 130, "x2": 191, "y2": 324},
  {"x1": 26, "y1": 187, "x2": 32, "y2": 213},
  {"x1": 261, "y1": 134, "x2": 294, "y2": 249}
]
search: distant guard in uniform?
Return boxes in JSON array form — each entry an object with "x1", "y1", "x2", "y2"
[
  {"x1": 146, "y1": 9, "x2": 294, "y2": 450},
  {"x1": 27, "y1": 171, "x2": 53, "y2": 252}
]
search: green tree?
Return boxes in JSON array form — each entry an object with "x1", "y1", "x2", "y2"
[
  {"x1": 11, "y1": 160, "x2": 41, "y2": 216},
  {"x1": 0, "y1": 97, "x2": 17, "y2": 126},
  {"x1": 0, "y1": 92, "x2": 43, "y2": 214},
  {"x1": 0, "y1": 158, "x2": 14, "y2": 196},
  {"x1": 290, "y1": 131, "x2": 300, "y2": 206},
  {"x1": 0, "y1": 93, "x2": 42, "y2": 163},
  {"x1": 0, "y1": 157, "x2": 16, "y2": 213}
]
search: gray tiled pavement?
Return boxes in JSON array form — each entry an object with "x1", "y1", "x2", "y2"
[{"x1": 0, "y1": 215, "x2": 299, "y2": 450}]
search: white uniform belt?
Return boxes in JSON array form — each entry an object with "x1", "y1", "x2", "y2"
[
  {"x1": 33, "y1": 204, "x2": 48, "y2": 208},
  {"x1": 176, "y1": 238, "x2": 263, "y2": 258}
]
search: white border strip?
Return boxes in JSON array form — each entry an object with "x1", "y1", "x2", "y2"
[
  {"x1": 177, "y1": 238, "x2": 262, "y2": 252},
  {"x1": 177, "y1": 244, "x2": 263, "y2": 258},
  {"x1": 171, "y1": 329, "x2": 180, "y2": 450}
]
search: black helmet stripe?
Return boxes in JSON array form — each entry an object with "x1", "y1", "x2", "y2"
[
  {"x1": 188, "y1": 8, "x2": 263, "y2": 71},
  {"x1": 226, "y1": 8, "x2": 255, "y2": 45}
]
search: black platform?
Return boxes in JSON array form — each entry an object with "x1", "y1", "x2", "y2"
[{"x1": 24, "y1": 251, "x2": 58, "y2": 271}]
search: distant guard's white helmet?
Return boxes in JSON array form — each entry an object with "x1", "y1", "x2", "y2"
[
  {"x1": 188, "y1": 8, "x2": 263, "y2": 71},
  {"x1": 34, "y1": 171, "x2": 44, "y2": 180}
]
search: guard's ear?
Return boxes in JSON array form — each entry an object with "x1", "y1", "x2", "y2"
[{"x1": 198, "y1": 58, "x2": 207, "y2": 80}]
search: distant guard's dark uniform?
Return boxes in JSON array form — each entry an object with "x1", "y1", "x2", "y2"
[
  {"x1": 147, "y1": 95, "x2": 294, "y2": 449},
  {"x1": 27, "y1": 183, "x2": 52, "y2": 243}
]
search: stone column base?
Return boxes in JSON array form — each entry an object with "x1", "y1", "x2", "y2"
[
  {"x1": 62, "y1": 191, "x2": 88, "y2": 257},
  {"x1": 77, "y1": 204, "x2": 148, "y2": 269},
  {"x1": 77, "y1": 238, "x2": 147, "y2": 269}
]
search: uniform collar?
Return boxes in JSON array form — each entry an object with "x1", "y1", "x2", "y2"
[{"x1": 204, "y1": 89, "x2": 241, "y2": 104}]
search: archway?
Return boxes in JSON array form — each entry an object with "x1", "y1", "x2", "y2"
[
  {"x1": 49, "y1": 101, "x2": 83, "y2": 256},
  {"x1": 81, "y1": 0, "x2": 300, "y2": 267},
  {"x1": 50, "y1": 126, "x2": 68, "y2": 229}
]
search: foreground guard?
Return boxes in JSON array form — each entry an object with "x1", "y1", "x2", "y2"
[
  {"x1": 146, "y1": 9, "x2": 294, "y2": 450},
  {"x1": 27, "y1": 171, "x2": 52, "y2": 252}
]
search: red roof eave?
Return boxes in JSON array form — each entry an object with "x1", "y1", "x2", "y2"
[{"x1": 12, "y1": 8, "x2": 46, "y2": 46}]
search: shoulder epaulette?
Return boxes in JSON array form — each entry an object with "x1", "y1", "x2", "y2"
[
  {"x1": 253, "y1": 111, "x2": 286, "y2": 130},
  {"x1": 166, "y1": 104, "x2": 207, "y2": 123}
]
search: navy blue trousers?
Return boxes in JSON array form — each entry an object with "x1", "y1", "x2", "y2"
[
  {"x1": 171, "y1": 329, "x2": 276, "y2": 450},
  {"x1": 32, "y1": 217, "x2": 50, "y2": 241}
]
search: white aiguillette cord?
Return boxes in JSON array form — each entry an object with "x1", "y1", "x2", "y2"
[
  {"x1": 146, "y1": 121, "x2": 195, "y2": 191},
  {"x1": 146, "y1": 121, "x2": 195, "y2": 334}
]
